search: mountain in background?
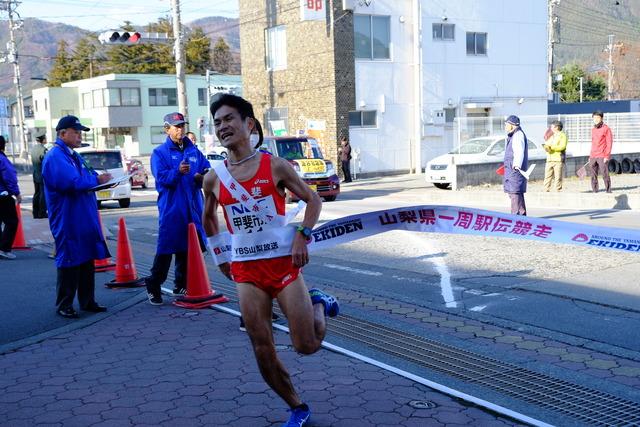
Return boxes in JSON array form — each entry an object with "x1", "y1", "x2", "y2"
[
  {"x1": 555, "y1": 0, "x2": 640, "y2": 68},
  {"x1": 0, "y1": 16, "x2": 240, "y2": 100}
]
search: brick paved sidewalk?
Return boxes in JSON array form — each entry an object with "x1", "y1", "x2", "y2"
[{"x1": 0, "y1": 301, "x2": 521, "y2": 427}]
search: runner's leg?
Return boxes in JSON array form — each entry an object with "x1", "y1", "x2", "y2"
[
  {"x1": 237, "y1": 282, "x2": 302, "y2": 408},
  {"x1": 276, "y1": 275, "x2": 326, "y2": 355}
]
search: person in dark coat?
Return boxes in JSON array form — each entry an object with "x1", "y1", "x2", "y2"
[
  {"x1": 42, "y1": 116, "x2": 113, "y2": 318},
  {"x1": 338, "y1": 136, "x2": 352, "y2": 183},
  {"x1": 503, "y1": 115, "x2": 528, "y2": 216},
  {"x1": 31, "y1": 134, "x2": 48, "y2": 218},
  {"x1": 145, "y1": 112, "x2": 211, "y2": 305},
  {"x1": 0, "y1": 136, "x2": 21, "y2": 260}
]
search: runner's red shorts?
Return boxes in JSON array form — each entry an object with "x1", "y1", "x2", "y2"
[{"x1": 231, "y1": 255, "x2": 301, "y2": 298}]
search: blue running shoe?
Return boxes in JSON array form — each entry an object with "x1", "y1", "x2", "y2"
[
  {"x1": 282, "y1": 404, "x2": 310, "y2": 427},
  {"x1": 309, "y1": 288, "x2": 339, "y2": 317}
]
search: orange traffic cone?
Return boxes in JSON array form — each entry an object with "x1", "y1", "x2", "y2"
[
  {"x1": 95, "y1": 212, "x2": 115, "y2": 272},
  {"x1": 105, "y1": 217, "x2": 145, "y2": 288},
  {"x1": 174, "y1": 223, "x2": 228, "y2": 309},
  {"x1": 12, "y1": 204, "x2": 30, "y2": 250},
  {"x1": 496, "y1": 164, "x2": 505, "y2": 176}
]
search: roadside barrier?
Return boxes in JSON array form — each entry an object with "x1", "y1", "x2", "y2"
[
  {"x1": 174, "y1": 223, "x2": 228, "y2": 309},
  {"x1": 11, "y1": 205, "x2": 30, "y2": 250},
  {"x1": 105, "y1": 217, "x2": 145, "y2": 288}
]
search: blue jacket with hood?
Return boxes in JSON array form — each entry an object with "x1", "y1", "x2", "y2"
[
  {"x1": 151, "y1": 135, "x2": 210, "y2": 254},
  {"x1": 42, "y1": 139, "x2": 110, "y2": 268}
]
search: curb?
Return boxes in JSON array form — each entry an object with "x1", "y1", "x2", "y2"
[{"x1": 0, "y1": 290, "x2": 147, "y2": 355}]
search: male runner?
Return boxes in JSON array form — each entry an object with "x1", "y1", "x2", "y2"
[{"x1": 202, "y1": 94, "x2": 338, "y2": 427}]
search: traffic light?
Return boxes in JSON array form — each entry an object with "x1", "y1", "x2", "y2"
[{"x1": 98, "y1": 30, "x2": 142, "y2": 45}]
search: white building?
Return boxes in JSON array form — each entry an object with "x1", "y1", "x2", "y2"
[
  {"x1": 239, "y1": 0, "x2": 548, "y2": 176},
  {"x1": 350, "y1": 0, "x2": 548, "y2": 174},
  {"x1": 29, "y1": 73, "x2": 241, "y2": 156}
]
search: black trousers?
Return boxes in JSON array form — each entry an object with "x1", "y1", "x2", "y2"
[
  {"x1": 341, "y1": 160, "x2": 352, "y2": 182},
  {"x1": 589, "y1": 157, "x2": 611, "y2": 193},
  {"x1": 56, "y1": 260, "x2": 97, "y2": 311},
  {"x1": 145, "y1": 252, "x2": 187, "y2": 295},
  {"x1": 508, "y1": 193, "x2": 527, "y2": 216},
  {"x1": 32, "y1": 181, "x2": 48, "y2": 219},
  {"x1": 0, "y1": 195, "x2": 18, "y2": 252}
]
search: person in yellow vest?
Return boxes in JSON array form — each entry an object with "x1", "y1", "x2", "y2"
[{"x1": 542, "y1": 120, "x2": 568, "y2": 192}]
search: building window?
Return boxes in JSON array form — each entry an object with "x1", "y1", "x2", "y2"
[
  {"x1": 354, "y1": 15, "x2": 390, "y2": 59},
  {"x1": 433, "y1": 23, "x2": 455, "y2": 41},
  {"x1": 82, "y1": 92, "x2": 92, "y2": 109},
  {"x1": 150, "y1": 126, "x2": 167, "y2": 144},
  {"x1": 148, "y1": 88, "x2": 177, "y2": 106},
  {"x1": 444, "y1": 107, "x2": 457, "y2": 123},
  {"x1": 105, "y1": 88, "x2": 121, "y2": 106},
  {"x1": 348, "y1": 110, "x2": 377, "y2": 127},
  {"x1": 198, "y1": 88, "x2": 207, "y2": 106},
  {"x1": 92, "y1": 89, "x2": 104, "y2": 108},
  {"x1": 44, "y1": 99, "x2": 48, "y2": 111},
  {"x1": 265, "y1": 25, "x2": 287, "y2": 70},
  {"x1": 120, "y1": 88, "x2": 140, "y2": 106},
  {"x1": 34, "y1": 100, "x2": 38, "y2": 112},
  {"x1": 466, "y1": 32, "x2": 487, "y2": 55},
  {"x1": 24, "y1": 105, "x2": 34, "y2": 118}
]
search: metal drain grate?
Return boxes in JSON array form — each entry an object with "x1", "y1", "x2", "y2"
[
  {"x1": 328, "y1": 315, "x2": 640, "y2": 426},
  {"x1": 135, "y1": 260, "x2": 640, "y2": 426}
]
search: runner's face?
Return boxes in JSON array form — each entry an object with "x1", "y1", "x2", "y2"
[{"x1": 214, "y1": 105, "x2": 253, "y2": 149}]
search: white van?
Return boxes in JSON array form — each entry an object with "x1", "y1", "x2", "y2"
[{"x1": 76, "y1": 148, "x2": 132, "y2": 208}]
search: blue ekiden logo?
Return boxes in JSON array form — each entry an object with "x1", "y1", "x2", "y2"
[{"x1": 574, "y1": 233, "x2": 640, "y2": 252}]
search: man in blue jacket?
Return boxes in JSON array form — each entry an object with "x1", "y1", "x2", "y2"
[
  {"x1": 42, "y1": 116, "x2": 113, "y2": 318},
  {"x1": 0, "y1": 135, "x2": 22, "y2": 260},
  {"x1": 146, "y1": 112, "x2": 211, "y2": 305},
  {"x1": 503, "y1": 115, "x2": 529, "y2": 215}
]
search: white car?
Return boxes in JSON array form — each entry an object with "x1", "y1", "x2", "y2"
[
  {"x1": 76, "y1": 147, "x2": 132, "y2": 208},
  {"x1": 425, "y1": 136, "x2": 546, "y2": 189},
  {"x1": 205, "y1": 152, "x2": 225, "y2": 169}
]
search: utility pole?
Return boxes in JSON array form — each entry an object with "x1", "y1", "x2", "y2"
[
  {"x1": 579, "y1": 76, "x2": 583, "y2": 103},
  {"x1": 607, "y1": 34, "x2": 615, "y2": 100},
  {"x1": 170, "y1": 0, "x2": 188, "y2": 121},
  {"x1": 547, "y1": 0, "x2": 560, "y2": 96},
  {"x1": 205, "y1": 69, "x2": 212, "y2": 134},
  {"x1": 1, "y1": 0, "x2": 28, "y2": 158}
]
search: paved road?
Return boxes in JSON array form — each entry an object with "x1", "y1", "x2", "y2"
[{"x1": 4, "y1": 171, "x2": 640, "y2": 425}]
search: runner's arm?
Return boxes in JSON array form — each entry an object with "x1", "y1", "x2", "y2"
[
  {"x1": 273, "y1": 157, "x2": 322, "y2": 267},
  {"x1": 202, "y1": 170, "x2": 231, "y2": 279}
]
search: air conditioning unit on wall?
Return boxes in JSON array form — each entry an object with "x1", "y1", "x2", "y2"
[{"x1": 343, "y1": 0, "x2": 356, "y2": 10}]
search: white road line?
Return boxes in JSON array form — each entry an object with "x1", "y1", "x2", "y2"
[
  {"x1": 322, "y1": 263, "x2": 382, "y2": 276},
  {"x1": 211, "y1": 304, "x2": 552, "y2": 427},
  {"x1": 469, "y1": 305, "x2": 488, "y2": 312},
  {"x1": 407, "y1": 233, "x2": 458, "y2": 308}
]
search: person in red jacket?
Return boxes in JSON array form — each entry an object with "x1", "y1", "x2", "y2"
[{"x1": 589, "y1": 110, "x2": 613, "y2": 193}]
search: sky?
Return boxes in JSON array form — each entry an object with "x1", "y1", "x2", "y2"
[{"x1": 16, "y1": 0, "x2": 238, "y2": 30}]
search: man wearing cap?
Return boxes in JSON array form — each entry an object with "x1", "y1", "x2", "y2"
[
  {"x1": 42, "y1": 116, "x2": 113, "y2": 318},
  {"x1": 503, "y1": 115, "x2": 528, "y2": 215},
  {"x1": 145, "y1": 112, "x2": 211, "y2": 305},
  {"x1": 589, "y1": 110, "x2": 613, "y2": 193},
  {"x1": 30, "y1": 134, "x2": 48, "y2": 218}
]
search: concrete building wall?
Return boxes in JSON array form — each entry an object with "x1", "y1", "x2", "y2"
[{"x1": 239, "y1": 0, "x2": 351, "y2": 163}]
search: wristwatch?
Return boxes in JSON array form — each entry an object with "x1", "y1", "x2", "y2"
[{"x1": 296, "y1": 225, "x2": 313, "y2": 240}]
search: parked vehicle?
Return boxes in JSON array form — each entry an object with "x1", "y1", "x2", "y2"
[
  {"x1": 425, "y1": 136, "x2": 546, "y2": 189},
  {"x1": 205, "y1": 152, "x2": 225, "y2": 170},
  {"x1": 262, "y1": 136, "x2": 340, "y2": 202},
  {"x1": 76, "y1": 147, "x2": 132, "y2": 208},
  {"x1": 126, "y1": 159, "x2": 149, "y2": 188}
]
